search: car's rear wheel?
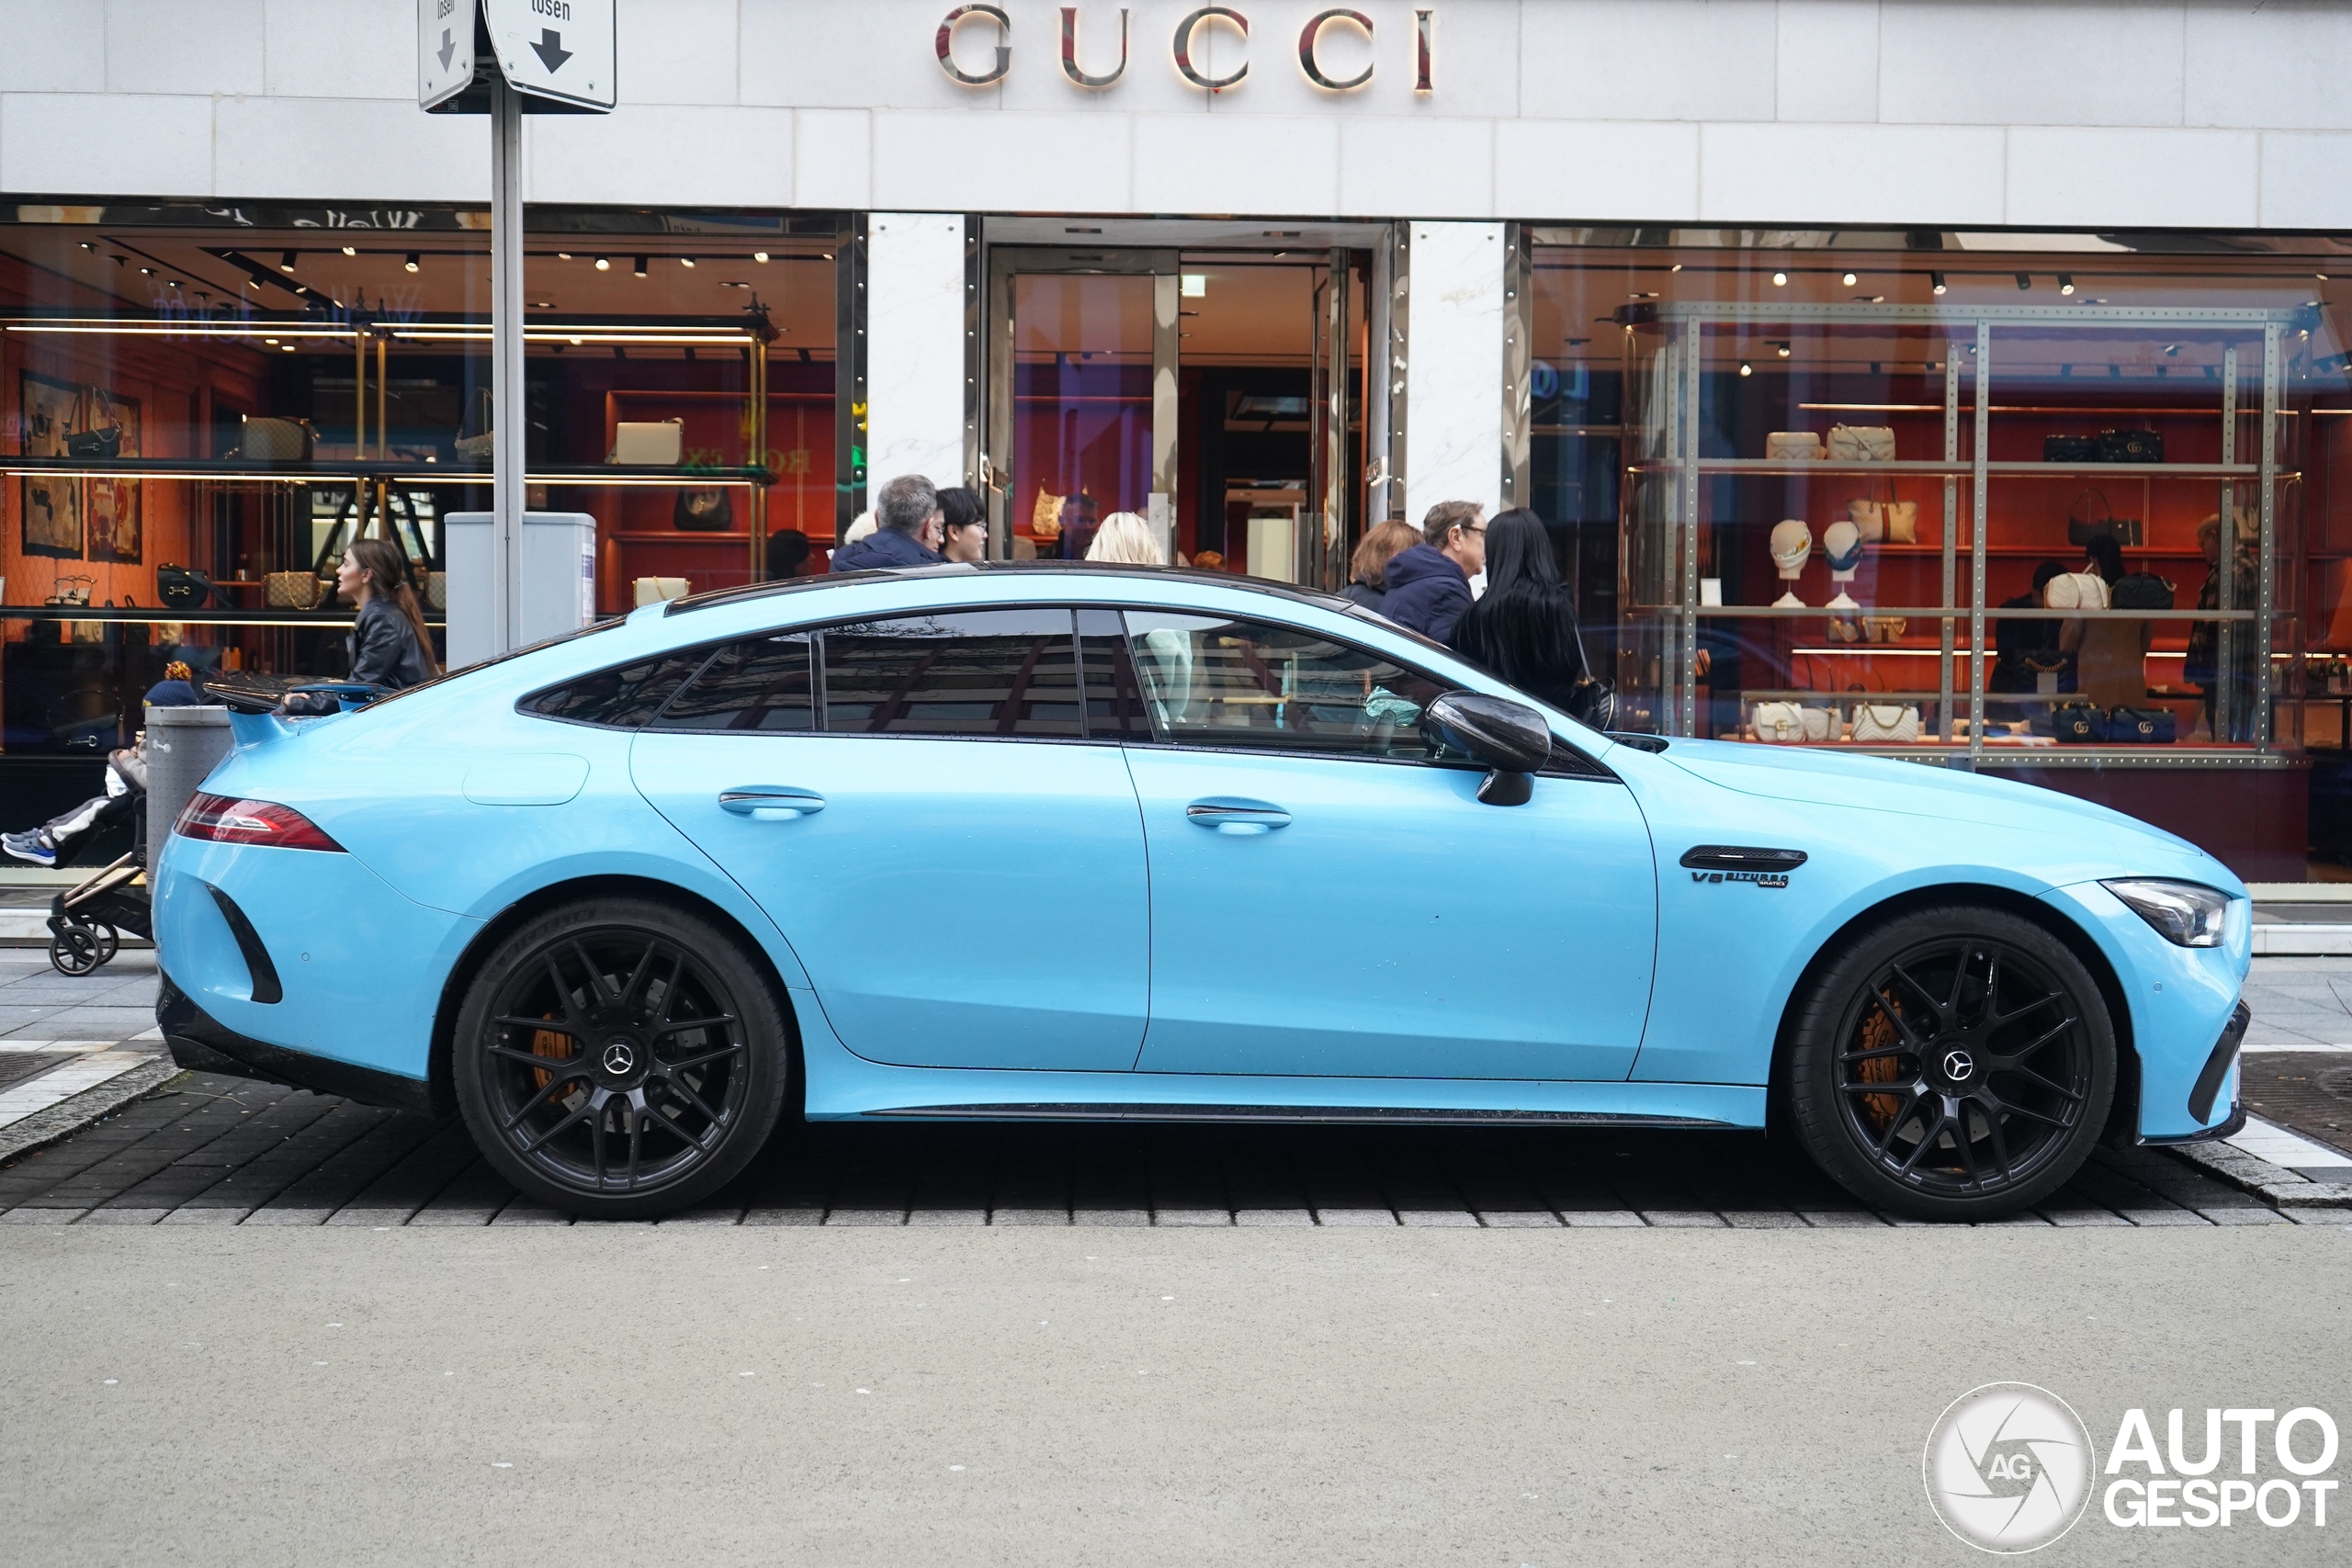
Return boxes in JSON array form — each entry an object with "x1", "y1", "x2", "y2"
[
  {"x1": 452, "y1": 897, "x2": 790, "y2": 1219},
  {"x1": 1787, "y1": 905, "x2": 2115, "y2": 1221}
]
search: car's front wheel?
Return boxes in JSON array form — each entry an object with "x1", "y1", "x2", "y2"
[
  {"x1": 1787, "y1": 904, "x2": 2116, "y2": 1221},
  {"x1": 452, "y1": 897, "x2": 791, "y2": 1219}
]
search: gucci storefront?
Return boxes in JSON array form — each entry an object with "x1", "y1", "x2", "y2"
[{"x1": 5, "y1": 1, "x2": 2352, "y2": 877}]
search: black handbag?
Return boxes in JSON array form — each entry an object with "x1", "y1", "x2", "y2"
[
  {"x1": 64, "y1": 425, "x2": 122, "y2": 459},
  {"x1": 2066, "y1": 489, "x2": 2142, "y2": 547},
  {"x1": 2098, "y1": 429, "x2": 2164, "y2": 463},
  {"x1": 2044, "y1": 434, "x2": 2099, "y2": 463},
  {"x1": 2107, "y1": 705, "x2": 2177, "y2": 744},
  {"x1": 674, "y1": 488, "x2": 734, "y2": 531},
  {"x1": 2110, "y1": 571, "x2": 2176, "y2": 611},
  {"x1": 156, "y1": 564, "x2": 212, "y2": 609},
  {"x1": 2036, "y1": 700, "x2": 2109, "y2": 742}
]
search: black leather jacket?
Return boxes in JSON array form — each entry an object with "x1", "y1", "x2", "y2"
[{"x1": 348, "y1": 596, "x2": 434, "y2": 689}]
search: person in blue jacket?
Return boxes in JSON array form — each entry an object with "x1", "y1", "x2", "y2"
[
  {"x1": 1378, "y1": 500, "x2": 1487, "y2": 642},
  {"x1": 830, "y1": 474, "x2": 945, "y2": 571}
]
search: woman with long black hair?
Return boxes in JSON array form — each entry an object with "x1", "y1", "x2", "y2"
[{"x1": 1446, "y1": 508, "x2": 1611, "y2": 727}]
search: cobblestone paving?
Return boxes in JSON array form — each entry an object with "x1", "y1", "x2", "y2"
[{"x1": 0, "y1": 1069, "x2": 2334, "y2": 1229}]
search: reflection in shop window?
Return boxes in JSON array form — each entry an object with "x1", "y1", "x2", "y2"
[{"x1": 1122, "y1": 611, "x2": 1446, "y2": 759}]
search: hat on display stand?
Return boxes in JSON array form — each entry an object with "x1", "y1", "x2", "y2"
[
  {"x1": 1769, "y1": 519, "x2": 1813, "y2": 608},
  {"x1": 1821, "y1": 518, "x2": 1863, "y2": 612}
]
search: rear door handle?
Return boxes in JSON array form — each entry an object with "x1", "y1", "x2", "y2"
[
  {"x1": 1185, "y1": 797, "x2": 1290, "y2": 834},
  {"x1": 719, "y1": 786, "x2": 825, "y2": 820}
]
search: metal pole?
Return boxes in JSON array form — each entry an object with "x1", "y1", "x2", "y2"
[{"x1": 491, "y1": 74, "x2": 526, "y2": 654}]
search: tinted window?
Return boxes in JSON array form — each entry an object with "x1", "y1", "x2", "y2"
[
  {"x1": 1122, "y1": 612, "x2": 1451, "y2": 761},
  {"x1": 520, "y1": 649, "x2": 710, "y2": 728},
  {"x1": 654, "y1": 633, "x2": 816, "y2": 731},
  {"x1": 822, "y1": 609, "x2": 1082, "y2": 738},
  {"x1": 1077, "y1": 607, "x2": 1152, "y2": 740}
]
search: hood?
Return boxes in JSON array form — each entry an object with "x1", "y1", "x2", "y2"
[
  {"x1": 1380, "y1": 543, "x2": 1464, "y2": 592},
  {"x1": 1658, "y1": 739, "x2": 2235, "y2": 886}
]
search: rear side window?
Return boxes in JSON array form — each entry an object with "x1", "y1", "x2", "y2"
[
  {"x1": 824, "y1": 609, "x2": 1082, "y2": 738},
  {"x1": 519, "y1": 649, "x2": 708, "y2": 728},
  {"x1": 655, "y1": 632, "x2": 817, "y2": 731}
]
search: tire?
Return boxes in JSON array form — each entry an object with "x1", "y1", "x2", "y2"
[
  {"x1": 1787, "y1": 904, "x2": 2116, "y2": 1221},
  {"x1": 452, "y1": 897, "x2": 792, "y2": 1219}
]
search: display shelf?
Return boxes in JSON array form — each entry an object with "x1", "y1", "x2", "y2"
[
  {"x1": 0, "y1": 456, "x2": 777, "y2": 485},
  {"x1": 1626, "y1": 457, "x2": 2269, "y2": 479}
]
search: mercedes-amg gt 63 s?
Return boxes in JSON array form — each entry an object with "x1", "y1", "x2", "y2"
[{"x1": 156, "y1": 564, "x2": 2251, "y2": 1219}]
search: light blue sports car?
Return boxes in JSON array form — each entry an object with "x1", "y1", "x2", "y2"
[{"x1": 154, "y1": 564, "x2": 2253, "y2": 1220}]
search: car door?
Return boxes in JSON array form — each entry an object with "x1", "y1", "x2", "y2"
[
  {"x1": 1104, "y1": 608, "x2": 1658, "y2": 1080},
  {"x1": 629, "y1": 607, "x2": 1149, "y2": 1071}
]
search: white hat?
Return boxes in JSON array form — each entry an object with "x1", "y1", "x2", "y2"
[
  {"x1": 1821, "y1": 519, "x2": 1864, "y2": 572},
  {"x1": 1769, "y1": 519, "x2": 1813, "y2": 573}
]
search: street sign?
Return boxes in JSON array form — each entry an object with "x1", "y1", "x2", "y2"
[
  {"x1": 481, "y1": 0, "x2": 615, "y2": 112},
  {"x1": 417, "y1": 0, "x2": 479, "y2": 110}
]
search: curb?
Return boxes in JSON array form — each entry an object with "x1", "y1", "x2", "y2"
[
  {"x1": 0, "y1": 1060, "x2": 187, "y2": 1166},
  {"x1": 2165, "y1": 1139, "x2": 2352, "y2": 1209}
]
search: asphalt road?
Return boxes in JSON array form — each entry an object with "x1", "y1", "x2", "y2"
[{"x1": 4, "y1": 1224, "x2": 2347, "y2": 1566}]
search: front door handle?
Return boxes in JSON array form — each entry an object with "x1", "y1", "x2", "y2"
[
  {"x1": 1185, "y1": 797, "x2": 1290, "y2": 834},
  {"x1": 719, "y1": 786, "x2": 825, "y2": 820}
]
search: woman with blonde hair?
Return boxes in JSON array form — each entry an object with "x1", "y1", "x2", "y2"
[
  {"x1": 1340, "y1": 519, "x2": 1419, "y2": 612},
  {"x1": 1083, "y1": 510, "x2": 1167, "y2": 566}
]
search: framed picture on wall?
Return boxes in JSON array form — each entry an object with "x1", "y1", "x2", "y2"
[
  {"x1": 19, "y1": 371, "x2": 83, "y2": 559},
  {"x1": 84, "y1": 388, "x2": 141, "y2": 564}
]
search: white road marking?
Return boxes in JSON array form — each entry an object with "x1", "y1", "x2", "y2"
[
  {"x1": 2226, "y1": 1114, "x2": 2352, "y2": 1171},
  {"x1": 0, "y1": 1050, "x2": 156, "y2": 1129}
]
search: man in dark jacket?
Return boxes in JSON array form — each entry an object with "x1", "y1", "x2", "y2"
[
  {"x1": 1379, "y1": 500, "x2": 1487, "y2": 642},
  {"x1": 831, "y1": 473, "x2": 945, "y2": 571}
]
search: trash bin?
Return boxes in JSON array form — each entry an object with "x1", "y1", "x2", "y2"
[{"x1": 145, "y1": 705, "x2": 232, "y2": 852}]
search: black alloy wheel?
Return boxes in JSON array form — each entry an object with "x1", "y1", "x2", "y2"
[
  {"x1": 453, "y1": 898, "x2": 791, "y2": 1218},
  {"x1": 1788, "y1": 905, "x2": 2115, "y2": 1220}
]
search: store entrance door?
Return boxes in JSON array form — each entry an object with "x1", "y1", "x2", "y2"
[{"x1": 984, "y1": 247, "x2": 1180, "y2": 562}]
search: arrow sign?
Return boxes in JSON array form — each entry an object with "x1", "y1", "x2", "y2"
[
  {"x1": 417, "y1": 0, "x2": 479, "y2": 110},
  {"x1": 483, "y1": 0, "x2": 614, "y2": 111}
]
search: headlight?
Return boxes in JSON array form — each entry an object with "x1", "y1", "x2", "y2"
[{"x1": 2101, "y1": 878, "x2": 2233, "y2": 947}]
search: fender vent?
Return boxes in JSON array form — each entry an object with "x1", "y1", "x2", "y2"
[
  {"x1": 1679, "y1": 845, "x2": 1808, "y2": 874},
  {"x1": 207, "y1": 885, "x2": 283, "y2": 1005}
]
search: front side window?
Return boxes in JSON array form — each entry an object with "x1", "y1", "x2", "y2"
[
  {"x1": 1121, "y1": 612, "x2": 1450, "y2": 761},
  {"x1": 823, "y1": 609, "x2": 1083, "y2": 738}
]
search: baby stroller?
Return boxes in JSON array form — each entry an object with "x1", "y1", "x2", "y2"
[{"x1": 44, "y1": 676, "x2": 385, "y2": 976}]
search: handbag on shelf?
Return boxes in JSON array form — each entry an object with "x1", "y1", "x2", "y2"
[
  {"x1": 1847, "y1": 494, "x2": 1919, "y2": 545},
  {"x1": 1849, "y1": 703, "x2": 1922, "y2": 744},
  {"x1": 1765, "y1": 432, "x2": 1825, "y2": 461},
  {"x1": 612, "y1": 420, "x2": 685, "y2": 466},
  {"x1": 454, "y1": 387, "x2": 493, "y2": 461},
  {"x1": 2098, "y1": 428, "x2": 2165, "y2": 464},
  {"x1": 64, "y1": 425, "x2": 122, "y2": 459},
  {"x1": 238, "y1": 416, "x2": 313, "y2": 462},
  {"x1": 264, "y1": 570, "x2": 322, "y2": 609},
  {"x1": 2107, "y1": 705, "x2": 2177, "y2": 744},
  {"x1": 674, "y1": 488, "x2": 735, "y2": 531},
  {"x1": 2065, "y1": 489, "x2": 2142, "y2": 547},
  {"x1": 2044, "y1": 434, "x2": 2099, "y2": 463},
  {"x1": 156, "y1": 564, "x2": 212, "y2": 610},
  {"x1": 2037, "y1": 700, "x2": 2109, "y2": 743},
  {"x1": 2110, "y1": 571, "x2": 2177, "y2": 612},
  {"x1": 1826, "y1": 424, "x2": 1896, "y2": 463},
  {"x1": 1863, "y1": 616, "x2": 1908, "y2": 643},
  {"x1": 1753, "y1": 703, "x2": 1831, "y2": 743},
  {"x1": 425, "y1": 571, "x2": 447, "y2": 611}
]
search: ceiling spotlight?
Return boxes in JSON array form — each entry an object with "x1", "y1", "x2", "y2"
[
  {"x1": 2059, "y1": 274, "x2": 2075, "y2": 296},
  {"x1": 594, "y1": 255, "x2": 611, "y2": 271},
  {"x1": 2164, "y1": 344, "x2": 2179, "y2": 355},
  {"x1": 680, "y1": 256, "x2": 695, "y2": 268},
  {"x1": 2015, "y1": 273, "x2": 2032, "y2": 290},
  {"x1": 78, "y1": 241, "x2": 95, "y2": 253},
  {"x1": 403, "y1": 252, "x2": 420, "y2": 273},
  {"x1": 244, "y1": 277, "x2": 259, "y2": 289},
  {"x1": 633, "y1": 256, "x2": 648, "y2": 277},
  {"x1": 559, "y1": 252, "x2": 573, "y2": 260},
  {"x1": 278, "y1": 251, "x2": 297, "y2": 273},
  {"x1": 140, "y1": 266, "x2": 154, "y2": 276},
  {"x1": 1669, "y1": 263, "x2": 1683, "y2": 273},
  {"x1": 1771, "y1": 271, "x2": 1788, "y2": 287},
  {"x1": 2317, "y1": 273, "x2": 2330, "y2": 281},
  {"x1": 1776, "y1": 343, "x2": 1792, "y2": 358},
  {"x1": 753, "y1": 251, "x2": 770, "y2": 264},
  {"x1": 264, "y1": 337, "x2": 277, "y2": 345},
  {"x1": 1931, "y1": 272, "x2": 1948, "y2": 295},
  {"x1": 1841, "y1": 271, "x2": 1858, "y2": 287},
  {"x1": 1738, "y1": 362, "x2": 1754, "y2": 378},
  {"x1": 280, "y1": 344, "x2": 296, "y2": 353}
]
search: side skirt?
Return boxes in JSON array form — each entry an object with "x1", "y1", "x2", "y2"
[{"x1": 870, "y1": 1104, "x2": 1735, "y2": 1128}]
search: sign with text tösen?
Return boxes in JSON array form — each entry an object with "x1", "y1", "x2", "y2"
[
  {"x1": 481, "y1": 0, "x2": 615, "y2": 111},
  {"x1": 417, "y1": 0, "x2": 480, "y2": 110}
]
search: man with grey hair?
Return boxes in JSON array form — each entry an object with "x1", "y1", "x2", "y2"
[{"x1": 830, "y1": 473, "x2": 946, "y2": 571}]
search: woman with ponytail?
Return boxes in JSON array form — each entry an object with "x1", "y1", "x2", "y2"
[{"x1": 334, "y1": 536, "x2": 439, "y2": 689}]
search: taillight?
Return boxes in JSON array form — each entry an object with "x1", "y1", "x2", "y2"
[{"x1": 173, "y1": 792, "x2": 345, "y2": 852}]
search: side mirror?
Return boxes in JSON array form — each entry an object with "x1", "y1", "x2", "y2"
[{"x1": 1422, "y1": 692, "x2": 1551, "y2": 806}]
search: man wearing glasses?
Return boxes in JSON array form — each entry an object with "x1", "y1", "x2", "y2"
[{"x1": 1375, "y1": 501, "x2": 1487, "y2": 642}]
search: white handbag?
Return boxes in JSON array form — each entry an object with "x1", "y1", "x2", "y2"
[
  {"x1": 2045, "y1": 570, "x2": 2110, "y2": 611},
  {"x1": 1847, "y1": 497, "x2": 1919, "y2": 544},
  {"x1": 610, "y1": 420, "x2": 684, "y2": 465},
  {"x1": 1766, "y1": 432, "x2": 1825, "y2": 461},
  {"x1": 1850, "y1": 703, "x2": 1922, "y2": 743},
  {"x1": 1754, "y1": 703, "x2": 1831, "y2": 743},
  {"x1": 1826, "y1": 424, "x2": 1896, "y2": 462}
]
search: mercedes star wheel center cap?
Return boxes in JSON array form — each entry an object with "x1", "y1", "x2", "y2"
[
  {"x1": 602, "y1": 1041, "x2": 637, "y2": 1076},
  {"x1": 1941, "y1": 1049, "x2": 1975, "y2": 1082}
]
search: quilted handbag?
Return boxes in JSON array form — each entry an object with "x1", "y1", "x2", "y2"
[
  {"x1": 2044, "y1": 434, "x2": 2099, "y2": 463},
  {"x1": 1850, "y1": 703, "x2": 1922, "y2": 743},
  {"x1": 1753, "y1": 703, "x2": 1831, "y2": 743},
  {"x1": 2110, "y1": 571, "x2": 2176, "y2": 611},
  {"x1": 2038, "y1": 700, "x2": 2109, "y2": 742},
  {"x1": 2098, "y1": 429, "x2": 2164, "y2": 463},
  {"x1": 1826, "y1": 424, "x2": 1896, "y2": 462},
  {"x1": 2108, "y1": 705, "x2": 2177, "y2": 744},
  {"x1": 1766, "y1": 432, "x2": 1825, "y2": 461},
  {"x1": 239, "y1": 417, "x2": 313, "y2": 462}
]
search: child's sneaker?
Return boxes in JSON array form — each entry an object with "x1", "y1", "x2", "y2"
[{"x1": 3, "y1": 830, "x2": 57, "y2": 867}]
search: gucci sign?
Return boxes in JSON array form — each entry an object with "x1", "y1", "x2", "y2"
[{"x1": 936, "y1": 6, "x2": 1433, "y2": 93}]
